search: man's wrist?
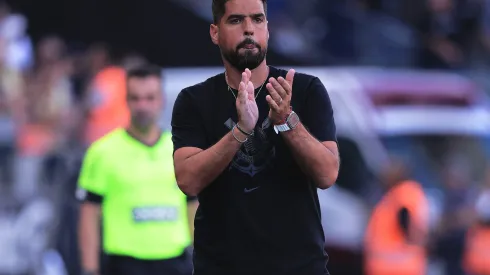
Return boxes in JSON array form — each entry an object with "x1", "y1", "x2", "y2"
[
  {"x1": 236, "y1": 123, "x2": 254, "y2": 136},
  {"x1": 273, "y1": 107, "x2": 293, "y2": 125},
  {"x1": 231, "y1": 125, "x2": 248, "y2": 143},
  {"x1": 274, "y1": 117, "x2": 287, "y2": 125},
  {"x1": 273, "y1": 110, "x2": 300, "y2": 134}
]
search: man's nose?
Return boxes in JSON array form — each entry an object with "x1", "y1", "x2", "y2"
[{"x1": 243, "y1": 17, "x2": 254, "y2": 36}]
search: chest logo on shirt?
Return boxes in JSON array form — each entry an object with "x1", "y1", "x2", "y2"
[
  {"x1": 224, "y1": 117, "x2": 275, "y2": 177},
  {"x1": 132, "y1": 206, "x2": 179, "y2": 222}
]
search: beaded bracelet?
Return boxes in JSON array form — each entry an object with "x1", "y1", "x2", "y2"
[
  {"x1": 236, "y1": 123, "x2": 254, "y2": 136},
  {"x1": 232, "y1": 124, "x2": 248, "y2": 143}
]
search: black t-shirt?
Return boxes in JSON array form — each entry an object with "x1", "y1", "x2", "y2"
[{"x1": 171, "y1": 66, "x2": 337, "y2": 275}]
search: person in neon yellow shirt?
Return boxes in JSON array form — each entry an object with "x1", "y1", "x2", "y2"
[{"x1": 77, "y1": 64, "x2": 198, "y2": 275}]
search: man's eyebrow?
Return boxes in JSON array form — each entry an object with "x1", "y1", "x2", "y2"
[
  {"x1": 250, "y1": 13, "x2": 265, "y2": 18},
  {"x1": 227, "y1": 14, "x2": 245, "y2": 20},
  {"x1": 227, "y1": 13, "x2": 265, "y2": 19}
]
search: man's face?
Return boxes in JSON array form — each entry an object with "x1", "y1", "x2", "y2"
[
  {"x1": 126, "y1": 76, "x2": 162, "y2": 131},
  {"x1": 211, "y1": 0, "x2": 268, "y2": 72}
]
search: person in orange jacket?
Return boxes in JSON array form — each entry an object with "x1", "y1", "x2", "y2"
[
  {"x1": 83, "y1": 66, "x2": 130, "y2": 146},
  {"x1": 364, "y1": 159, "x2": 430, "y2": 275}
]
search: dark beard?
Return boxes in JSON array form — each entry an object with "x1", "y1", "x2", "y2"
[
  {"x1": 221, "y1": 38, "x2": 267, "y2": 72},
  {"x1": 131, "y1": 113, "x2": 154, "y2": 133}
]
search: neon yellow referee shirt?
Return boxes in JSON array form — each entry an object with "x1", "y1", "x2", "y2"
[{"x1": 78, "y1": 128, "x2": 191, "y2": 260}]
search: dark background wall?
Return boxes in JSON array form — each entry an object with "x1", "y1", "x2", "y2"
[{"x1": 12, "y1": 0, "x2": 299, "y2": 67}]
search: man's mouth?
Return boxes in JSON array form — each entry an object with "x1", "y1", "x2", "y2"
[{"x1": 242, "y1": 44, "x2": 256, "y2": 49}]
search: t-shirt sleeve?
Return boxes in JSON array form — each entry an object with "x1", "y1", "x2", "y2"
[
  {"x1": 301, "y1": 77, "x2": 337, "y2": 142},
  {"x1": 171, "y1": 89, "x2": 208, "y2": 152},
  {"x1": 75, "y1": 189, "x2": 103, "y2": 204},
  {"x1": 77, "y1": 145, "x2": 109, "y2": 196},
  {"x1": 186, "y1": 195, "x2": 198, "y2": 202}
]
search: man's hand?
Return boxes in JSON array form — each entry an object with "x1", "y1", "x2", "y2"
[
  {"x1": 236, "y1": 68, "x2": 259, "y2": 133},
  {"x1": 266, "y1": 69, "x2": 295, "y2": 124}
]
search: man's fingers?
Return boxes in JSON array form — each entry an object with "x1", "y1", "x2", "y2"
[
  {"x1": 266, "y1": 82, "x2": 283, "y2": 104},
  {"x1": 277, "y1": 77, "x2": 291, "y2": 96},
  {"x1": 238, "y1": 81, "x2": 247, "y2": 103},
  {"x1": 245, "y1": 68, "x2": 252, "y2": 80},
  {"x1": 270, "y1": 78, "x2": 287, "y2": 99},
  {"x1": 286, "y1": 69, "x2": 295, "y2": 87},
  {"x1": 247, "y1": 81, "x2": 255, "y2": 100},
  {"x1": 266, "y1": 95, "x2": 280, "y2": 111},
  {"x1": 241, "y1": 72, "x2": 248, "y2": 84}
]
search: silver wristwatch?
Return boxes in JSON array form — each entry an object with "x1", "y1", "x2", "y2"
[{"x1": 274, "y1": 111, "x2": 300, "y2": 134}]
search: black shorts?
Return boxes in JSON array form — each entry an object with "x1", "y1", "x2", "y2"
[{"x1": 105, "y1": 251, "x2": 193, "y2": 275}]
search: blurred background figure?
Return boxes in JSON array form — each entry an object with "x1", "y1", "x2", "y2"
[
  {"x1": 432, "y1": 157, "x2": 479, "y2": 275},
  {"x1": 0, "y1": 0, "x2": 33, "y2": 72},
  {"x1": 364, "y1": 159, "x2": 429, "y2": 275},
  {"x1": 0, "y1": 0, "x2": 489, "y2": 274},
  {"x1": 13, "y1": 35, "x2": 74, "y2": 202},
  {"x1": 71, "y1": 42, "x2": 112, "y2": 102},
  {"x1": 81, "y1": 66, "x2": 129, "y2": 147},
  {"x1": 77, "y1": 65, "x2": 196, "y2": 275},
  {"x1": 0, "y1": 36, "x2": 22, "y2": 191},
  {"x1": 461, "y1": 169, "x2": 490, "y2": 275}
]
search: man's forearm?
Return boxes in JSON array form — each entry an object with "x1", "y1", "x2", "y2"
[
  {"x1": 78, "y1": 203, "x2": 101, "y2": 273},
  {"x1": 281, "y1": 123, "x2": 339, "y2": 189},
  {"x1": 175, "y1": 127, "x2": 246, "y2": 196},
  {"x1": 187, "y1": 201, "x2": 198, "y2": 242}
]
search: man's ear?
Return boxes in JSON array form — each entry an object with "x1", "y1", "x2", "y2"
[
  {"x1": 266, "y1": 21, "x2": 270, "y2": 39},
  {"x1": 210, "y1": 24, "x2": 219, "y2": 45}
]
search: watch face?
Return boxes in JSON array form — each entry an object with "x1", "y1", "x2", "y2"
[{"x1": 287, "y1": 112, "x2": 300, "y2": 128}]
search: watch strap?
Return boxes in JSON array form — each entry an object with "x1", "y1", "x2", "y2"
[
  {"x1": 274, "y1": 111, "x2": 298, "y2": 134},
  {"x1": 274, "y1": 123, "x2": 290, "y2": 134}
]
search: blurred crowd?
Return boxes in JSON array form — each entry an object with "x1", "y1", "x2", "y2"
[
  {"x1": 0, "y1": 36, "x2": 142, "y2": 201},
  {"x1": 377, "y1": 158, "x2": 490, "y2": 275},
  {"x1": 0, "y1": 0, "x2": 490, "y2": 274},
  {"x1": 0, "y1": 1, "x2": 150, "y2": 204},
  {"x1": 262, "y1": 0, "x2": 490, "y2": 70}
]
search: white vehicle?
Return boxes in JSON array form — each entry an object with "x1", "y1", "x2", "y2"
[{"x1": 343, "y1": 68, "x2": 490, "y2": 224}]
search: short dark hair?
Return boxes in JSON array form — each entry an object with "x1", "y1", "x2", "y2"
[
  {"x1": 212, "y1": 0, "x2": 267, "y2": 24},
  {"x1": 126, "y1": 64, "x2": 162, "y2": 80}
]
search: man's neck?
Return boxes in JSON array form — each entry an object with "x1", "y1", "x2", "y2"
[
  {"x1": 225, "y1": 61, "x2": 269, "y2": 90},
  {"x1": 127, "y1": 124, "x2": 161, "y2": 146}
]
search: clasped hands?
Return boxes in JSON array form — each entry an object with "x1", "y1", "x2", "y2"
[{"x1": 235, "y1": 68, "x2": 295, "y2": 135}]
